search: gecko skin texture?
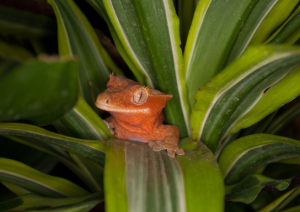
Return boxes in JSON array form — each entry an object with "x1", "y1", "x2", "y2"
[{"x1": 95, "y1": 73, "x2": 184, "y2": 158}]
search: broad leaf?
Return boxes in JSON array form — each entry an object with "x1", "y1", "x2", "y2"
[
  {"x1": 226, "y1": 174, "x2": 294, "y2": 204},
  {"x1": 0, "y1": 192, "x2": 103, "y2": 212},
  {"x1": 103, "y1": 0, "x2": 190, "y2": 137},
  {"x1": 0, "y1": 158, "x2": 89, "y2": 197},
  {"x1": 105, "y1": 138, "x2": 224, "y2": 212},
  {"x1": 0, "y1": 123, "x2": 106, "y2": 167},
  {"x1": 48, "y1": 0, "x2": 122, "y2": 106},
  {"x1": 184, "y1": 0, "x2": 257, "y2": 106},
  {"x1": 191, "y1": 45, "x2": 300, "y2": 152},
  {"x1": 219, "y1": 134, "x2": 300, "y2": 185},
  {"x1": 0, "y1": 58, "x2": 79, "y2": 126}
]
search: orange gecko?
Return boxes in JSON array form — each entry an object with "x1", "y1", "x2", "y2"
[{"x1": 95, "y1": 73, "x2": 184, "y2": 158}]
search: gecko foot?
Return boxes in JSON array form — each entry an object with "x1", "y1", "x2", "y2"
[{"x1": 148, "y1": 140, "x2": 185, "y2": 158}]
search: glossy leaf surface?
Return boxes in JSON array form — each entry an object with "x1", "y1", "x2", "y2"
[
  {"x1": 184, "y1": 0, "x2": 257, "y2": 106},
  {"x1": 0, "y1": 158, "x2": 89, "y2": 198},
  {"x1": 219, "y1": 134, "x2": 300, "y2": 185},
  {"x1": 48, "y1": 0, "x2": 121, "y2": 106},
  {"x1": 0, "y1": 59, "x2": 79, "y2": 125},
  {"x1": 191, "y1": 45, "x2": 300, "y2": 152},
  {"x1": 226, "y1": 174, "x2": 293, "y2": 204},
  {"x1": 103, "y1": 0, "x2": 190, "y2": 137},
  {"x1": 105, "y1": 138, "x2": 224, "y2": 212},
  {"x1": 0, "y1": 123, "x2": 106, "y2": 167}
]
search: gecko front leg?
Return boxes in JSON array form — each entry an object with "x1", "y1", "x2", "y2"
[
  {"x1": 103, "y1": 116, "x2": 116, "y2": 135},
  {"x1": 148, "y1": 125, "x2": 184, "y2": 158}
]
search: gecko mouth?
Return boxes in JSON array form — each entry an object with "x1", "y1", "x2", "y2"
[{"x1": 95, "y1": 103, "x2": 150, "y2": 114}]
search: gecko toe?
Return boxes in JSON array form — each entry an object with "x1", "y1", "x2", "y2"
[
  {"x1": 167, "y1": 150, "x2": 175, "y2": 158},
  {"x1": 176, "y1": 148, "x2": 185, "y2": 155}
]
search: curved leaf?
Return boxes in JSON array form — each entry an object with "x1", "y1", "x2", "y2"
[
  {"x1": 0, "y1": 123, "x2": 106, "y2": 167},
  {"x1": 0, "y1": 158, "x2": 89, "y2": 197},
  {"x1": 191, "y1": 45, "x2": 300, "y2": 152},
  {"x1": 103, "y1": 0, "x2": 190, "y2": 137},
  {"x1": 5, "y1": 136, "x2": 95, "y2": 191},
  {"x1": 105, "y1": 138, "x2": 224, "y2": 212},
  {"x1": 269, "y1": 10, "x2": 300, "y2": 44},
  {"x1": 226, "y1": 174, "x2": 294, "y2": 204},
  {"x1": 219, "y1": 134, "x2": 300, "y2": 185},
  {"x1": 0, "y1": 58, "x2": 79, "y2": 126},
  {"x1": 249, "y1": 0, "x2": 298, "y2": 45},
  {"x1": 48, "y1": 0, "x2": 122, "y2": 106},
  {"x1": 184, "y1": 0, "x2": 257, "y2": 106},
  {"x1": 226, "y1": 0, "x2": 279, "y2": 64},
  {"x1": 0, "y1": 192, "x2": 103, "y2": 212},
  {"x1": 227, "y1": 64, "x2": 300, "y2": 137},
  {"x1": 178, "y1": 138, "x2": 225, "y2": 212},
  {"x1": 258, "y1": 186, "x2": 300, "y2": 212},
  {"x1": 53, "y1": 96, "x2": 112, "y2": 141}
]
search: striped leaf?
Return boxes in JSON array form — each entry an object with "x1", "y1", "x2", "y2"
[
  {"x1": 226, "y1": 174, "x2": 294, "y2": 204},
  {"x1": 269, "y1": 9, "x2": 300, "y2": 45},
  {"x1": 0, "y1": 123, "x2": 106, "y2": 167},
  {"x1": 0, "y1": 58, "x2": 79, "y2": 126},
  {"x1": 219, "y1": 134, "x2": 300, "y2": 185},
  {"x1": 0, "y1": 192, "x2": 103, "y2": 212},
  {"x1": 48, "y1": 0, "x2": 122, "y2": 106},
  {"x1": 104, "y1": 138, "x2": 224, "y2": 212},
  {"x1": 53, "y1": 96, "x2": 112, "y2": 141},
  {"x1": 103, "y1": 0, "x2": 190, "y2": 137},
  {"x1": 184, "y1": 0, "x2": 257, "y2": 106},
  {"x1": 0, "y1": 158, "x2": 89, "y2": 198},
  {"x1": 258, "y1": 186, "x2": 300, "y2": 212},
  {"x1": 5, "y1": 136, "x2": 96, "y2": 192},
  {"x1": 191, "y1": 45, "x2": 300, "y2": 152},
  {"x1": 249, "y1": 0, "x2": 298, "y2": 45},
  {"x1": 226, "y1": 0, "x2": 279, "y2": 64}
]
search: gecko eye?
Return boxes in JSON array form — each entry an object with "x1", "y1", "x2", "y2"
[{"x1": 133, "y1": 89, "x2": 148, "y2": 104}]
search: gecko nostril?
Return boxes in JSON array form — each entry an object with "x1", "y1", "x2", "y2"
[{"x1": 105, "y1": 99, "x2": 111, "y2": 104}]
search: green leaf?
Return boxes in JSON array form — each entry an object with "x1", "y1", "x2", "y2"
[
  {"x1": 105, "y1": 138, "x2": 224, "y2": 212},
  {"x1": 269, "y1": 10, "x2": 300, "y2": 44},
  {"x1": 48, "y1": 0, "x2": 122, "y2": 106},
  {"x1": 0, "y1": 158, "x2": 89, "y2": 198},
  {"x1": 280, "y1": 205, "x2": 300, "y2": 212},
  {"x1": 226, "y1": 0, "x2": 279, "y2": 64},
  {"x1": 0, "y1": 192, "x2": 103, "y2": 212},
  {"x1": 258, "y1": 186, "x2": 300, "y2": 212},
  {"x1": 184, "y1": 0, "x2": 257, "y2": 106},
  {"x1": 191, "y1": 45, "x2": 300, "y2": 152},
  {"x1": 103, "y1": 0, "x2": 190, "y2": 137},
  {"x1": 70, "y1": 154, "x2": 103, "y2": 192},
  {"x1": 226, "y1": 174, "x2": 293, "y2": 204},
  {"x1": 226, "y1": 64, "x2": 300, "y2": 137},
  {"x1": 0, "y1": 58, "x2": 79, "y2": 126},
  {"x1": 0, "y1": 6, "x2": 56, "y2": 38},
  {"x1": 219, "y1": 134, "x2": 300, "y2": 185},
  {"x1": 0, "y1": 123, "x2": 106, "y2": 167},
  {"x1": 5, "y1": 135, "x2": 96, "y2": 192},
  {"x1": 178, "y1": 138, "x2": 225, "y2": 212},
  {"x1": 53, "y1": 96, "x2": 112, "y2": 140},
  {"x1": 249, "y1": 0, "x2": 298, "y2": 45},
  {"x1": 85, "y1": 0, "x2": 147, "y2": 85}
]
